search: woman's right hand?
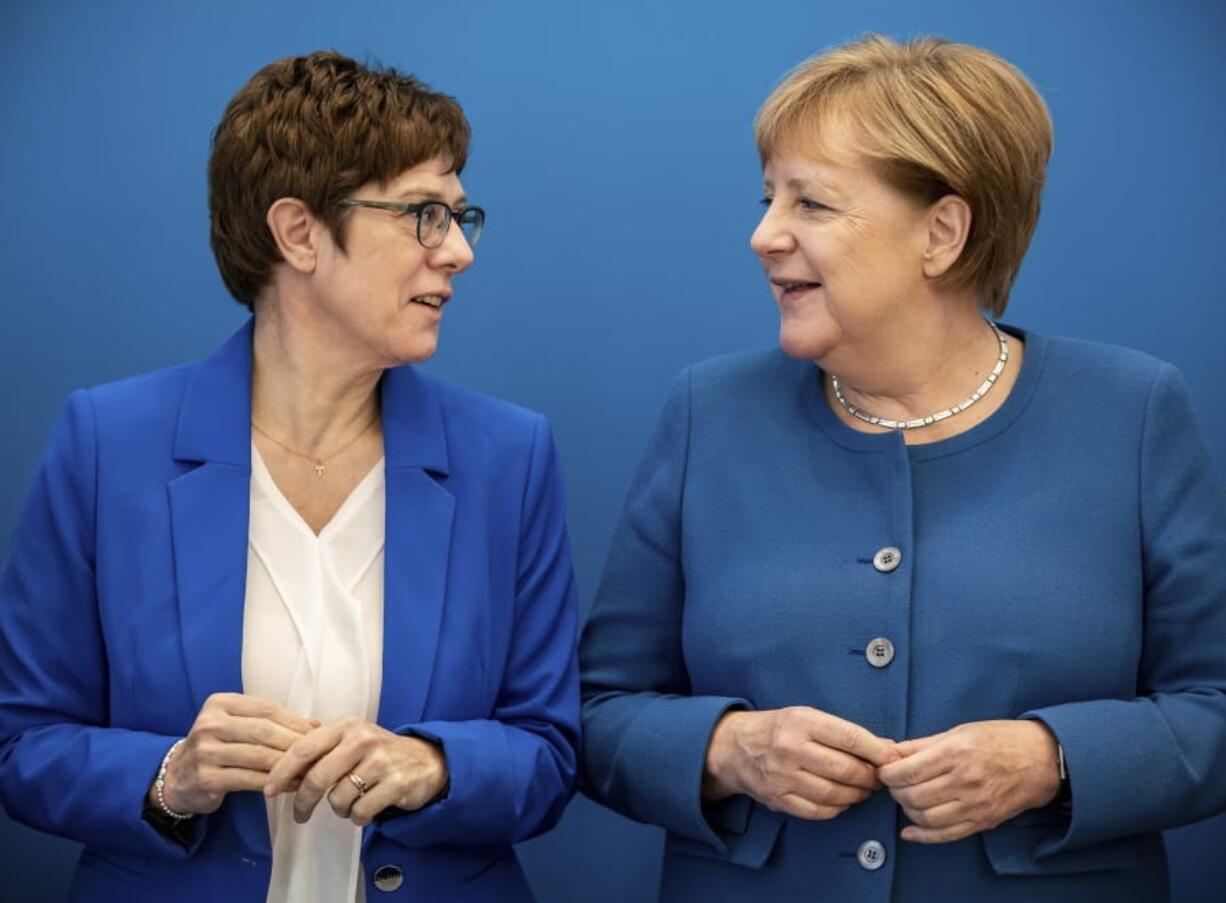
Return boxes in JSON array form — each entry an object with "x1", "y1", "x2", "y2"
[
  {"x1": 151, "y1": 693, "x2": 318, "y2": 816},
  {"x1": 702, "y1": 707, "x2": 900, "y2": 820}
]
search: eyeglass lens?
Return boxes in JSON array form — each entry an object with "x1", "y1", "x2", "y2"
[{"x1": 419, "y1": 203, "x2": 484, "y2": 248}]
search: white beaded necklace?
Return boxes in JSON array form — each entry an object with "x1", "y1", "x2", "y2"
[{"x1": 830, "y1": 318, "x2": 1010, "y2": 431}]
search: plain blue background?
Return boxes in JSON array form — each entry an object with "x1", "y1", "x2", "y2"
[{"x1": 2, "y1": 1, "x2": 1224, "y2": 900}]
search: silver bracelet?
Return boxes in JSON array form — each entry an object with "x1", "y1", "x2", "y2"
[{"x1": 155, "y1": 738, "x2": 193, "y2": 822}]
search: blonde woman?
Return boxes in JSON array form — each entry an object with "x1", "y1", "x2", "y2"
[{"x1": 580, "y1": 35, "x2": 1226, "y2": 902}]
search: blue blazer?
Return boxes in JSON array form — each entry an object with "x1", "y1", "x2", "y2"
[
  {"x1": 579, "y1": 327, "x2": 1226, "y2": 902},
  {"x1": 0, "y1": 321, "x2": 580, "y2": 902}
]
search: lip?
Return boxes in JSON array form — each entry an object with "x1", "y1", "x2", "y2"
[
  {"x1": 770, "y1": 277, "x2": 823, "y2": 303},
  {"x1": 406, "y1": 290, "x2": 452, "y2": 310}
]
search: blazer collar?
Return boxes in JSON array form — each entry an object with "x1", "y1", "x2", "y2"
[
  {"x1": 174, "y1": 317, "x2": 450, "y2": 476},
  {"x1": 379, "y1": 361, "x2": 450, "y2": 475},
  {"x1": 174, "y1": 319, "x2": 255, "y2": 466}
]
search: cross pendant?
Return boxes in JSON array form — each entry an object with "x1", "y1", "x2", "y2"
[{"x1": 314, "y1": 462, "x2": 326, "y2": 477}]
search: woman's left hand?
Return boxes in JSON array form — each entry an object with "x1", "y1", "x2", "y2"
[
  {"x1": 263, "y1": 717, "x2": 448, "y2": 826},
  {"x1": 877, "y1": 719, "x2": 1062, "y2": 844}
]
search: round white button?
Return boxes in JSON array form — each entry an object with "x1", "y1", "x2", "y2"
[
  {"x1": 857, "y1": 839, "x2": 887, "y2": 871},
  {"x1": 373, "y1": 865, "x2": 404, "y2": 892},
  {"x1": 865, "y1": 637, "x2": 895, "y2": 668},
  {"x1": 873, "y1": 546, "x2": 902, "y2": 572}
]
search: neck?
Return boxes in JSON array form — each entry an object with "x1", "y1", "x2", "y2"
[
  {"x1": 250, "y1": 295, "x2": 383, "y2": 455},
  {"x1": 827, "y1": 298, "x2": 999, "y2": 424}
]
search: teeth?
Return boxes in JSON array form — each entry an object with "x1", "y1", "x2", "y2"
[{"x1": 413, "y1": 295, "x2": 443, "y2": 308}]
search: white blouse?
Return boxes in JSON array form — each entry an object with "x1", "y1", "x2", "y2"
[{"x1": 242, "y1": 446, "x2": 386, "y2": 903}]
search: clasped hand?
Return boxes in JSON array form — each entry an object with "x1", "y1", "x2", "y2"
[
  {"x1": 877, "y1": 719, "x2": 1062, "y2": 844},
  {"x1": 705, "y1": 709, "x2": 1061, "y2": 844},
  {"x1": 157, "y1": 694, "x2": 447, "y2": 827}
]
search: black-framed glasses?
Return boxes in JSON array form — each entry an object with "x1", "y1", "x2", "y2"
[{"x1": 338, "y1": 198, "x2": 485, "y2": 249}]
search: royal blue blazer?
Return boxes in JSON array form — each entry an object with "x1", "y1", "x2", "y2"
[
  {"x1": 0, "y1": 320, "x2": 580, "y2": 902},
  {"x1": 580, "y1": 327, "x2": 1226, "y2": 902}
]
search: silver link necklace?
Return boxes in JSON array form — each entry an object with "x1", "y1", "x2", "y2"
[{"x1": 830, "y1": 318, "x2": 1009, "y2": 431}]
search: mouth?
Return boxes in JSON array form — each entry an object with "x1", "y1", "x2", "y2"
[
  {"x1": 408, "y1": 293, "x2": 449, "y2": 310},
  {"x1": 771, "y1": 278, "x2": 822, "y2": 300}
]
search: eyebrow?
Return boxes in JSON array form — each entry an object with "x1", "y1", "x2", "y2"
[
  {"x1": 784, "y1": 177, "x2": 832, "y2": 196},
  {"x1": 391, "y1": 187, "x2": 468, "y2": 207}
]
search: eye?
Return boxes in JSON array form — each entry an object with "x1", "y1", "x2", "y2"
[
  {"x1": 758, "y1": 195, "x2": 774, "y2": 208},
  {"x1": 418, "y1": 203, "x2": 448, "y2": 231},
  {"x1": 798, "y1": 197, "x2": 830, "y2": 212}
]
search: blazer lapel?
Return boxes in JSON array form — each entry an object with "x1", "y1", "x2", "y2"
[
  {"x1": 169, "y1": 319, "x2": 255, "y2": 711},
  {"x1": 168, "y1": 464, "x2": 250, "y2": 708},
  {"x1": 167, "y1": 320, "x2": 271, "y2": 856},
  {"x1": 376, "y1": 365, "x2": 454, "y2": 729}
]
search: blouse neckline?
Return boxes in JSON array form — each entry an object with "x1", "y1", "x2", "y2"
[{"x1": 250, "y1": 443, "x2": 386, "y2": 541}]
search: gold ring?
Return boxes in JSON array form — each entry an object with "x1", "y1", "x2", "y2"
[{"x1": 348, "y1": 772, "x2": 369, "y2": 796}]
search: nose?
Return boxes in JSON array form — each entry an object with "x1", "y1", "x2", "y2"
[
  {"x1": 749, "y1": 204, "x2": 796, "y2": 258},
  {"x1": 432, "y1": 218, "x2": 475, "y2": 272}
]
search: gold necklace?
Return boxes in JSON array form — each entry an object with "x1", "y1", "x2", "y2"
[{"x1": 251, "y1": 409, "x2": 380, "y2": 477}]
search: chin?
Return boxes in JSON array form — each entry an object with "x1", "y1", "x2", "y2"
[
  {"x1": 388, "y1": 336, "x2": 439, "y2": 366},
  {"x1": 778, "y1": 321, "x2": 837, "y2": 363}
]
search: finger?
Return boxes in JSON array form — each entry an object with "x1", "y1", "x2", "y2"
[
  {"x1": 902, "y1": 799, "x2": 966, "y2": 830},
  {"x1": 197, "y1": 740, "x2": 285, "y2": 772},
  {"x1": 802, "y1": 711, "x2": 898, "y2": 768},
  {"x1": 900, "y1": 820, "x2": 979, "y2": 844},
  {"x1": 798, "y1": 744, "x2": 881, "y2": 792},
  {"x1": 215, "y1": 695, "x2": 319, "y2": 735},
  {"x1": 770, "y1": 792, "x2": 847, "y2": 823},
  {"x1": 292, "y1": 743, "x2": 366, "y2": 823},
  {"x1": 328, "y1": 771, "x2": 365, "y2": 820},
  {"x1": 213, "y1": 716, "x2": 312, "y2": 752},
  {"x1": 264, "y1": 722, "x2": 347, "y2": 795},
  {"x1": 895, "y1": 733, "x2": 944, "y2": 758},
  {"x1": 260, "y1": 779, "x2": 303, "y2": 795},
  {"x1": 888, "y1": 772, "x2": 959, "y2": 811},
  {"x1": 207, "y1": 766, "x2": 282, "y2": 795},
  {"x1": 349, "y1": 775, "x2": 402, "y2": 826},
  {"x1": 781, "y1": 793, "x2": 846, "y2": 821},
  {"x1": 878, "y1": 740, "x2": 955, "y2": 788},
  {"x1": 787, "y1": 770, "x2": 872, "y2": 808}
]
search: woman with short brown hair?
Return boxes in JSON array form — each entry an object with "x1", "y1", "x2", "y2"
[{"x1": 0, "y1": 51, "x2": 579, "y2": 902}]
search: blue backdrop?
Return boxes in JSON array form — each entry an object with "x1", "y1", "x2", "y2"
[{"x1": 2, "y1": 1, "x2": 1224, "y2": 900}]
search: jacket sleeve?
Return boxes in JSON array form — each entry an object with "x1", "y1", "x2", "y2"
[
  {"x1": 578, "y1": 370, "x2": 764, "y2": 862},
  {"x1": 0, "y1": 391, "x2": 206, "y2": 858},
  {"x1": 375, "y1": 416, "x2": 580, "y2": 848},
  {"x1": 1023, "y1": 363, "x2": 1226, "y2": 853}
]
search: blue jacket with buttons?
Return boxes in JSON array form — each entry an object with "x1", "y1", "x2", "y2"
[
  {"x1": 0, "y1": 320, "x2": 580, "y2": 902},
  {"x1": 578, "y1": 327, "x2": 1226, "y2": 902}
]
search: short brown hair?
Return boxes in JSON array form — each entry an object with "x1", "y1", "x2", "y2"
[
  {"x1": 755, "y1": 35, "x2": 1052, "y2": 316},
  {"x1": 208, "y1": 51, "x2": 470, "y2": 307}
]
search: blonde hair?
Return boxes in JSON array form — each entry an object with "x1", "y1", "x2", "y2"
[{"x1": 755, "y1": 35, "x2": 1052, "y2": 316}]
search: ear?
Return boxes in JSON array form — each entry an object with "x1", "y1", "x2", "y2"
[
  {"x1": 921, "y1": 194, "x2": 972, "y2": 280},
  {"x1": 266, "y1": 197, "x2": 318, "y2": 275}
]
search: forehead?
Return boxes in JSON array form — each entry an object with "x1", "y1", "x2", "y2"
[
  {"x1": 761, "y1": 152, "x2": 868, "y2": 197},
  {"x1": 761, "y1": 114, "x2": 872, "y2": 186},
  {"x1": 377, "y1": 156, "x2": 466, "y2": 201}
]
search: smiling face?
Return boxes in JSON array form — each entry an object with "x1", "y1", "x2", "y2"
[
  {"x1": 307, "y1": 156, "x2": 475, "y2": 367},
  {"x1": 749, "y1": 146, "x2": 935, "y2": 371}
]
